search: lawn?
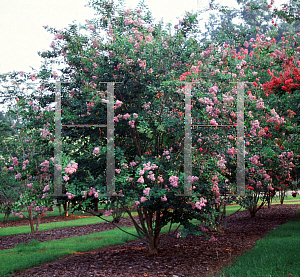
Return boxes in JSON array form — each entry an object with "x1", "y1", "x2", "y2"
[
  {"x1": 0, "y1": 198, "x2": 299, "y2": 277},
  {"x1": 215, "y1": 210, "x2": 300, "y2": 277}
]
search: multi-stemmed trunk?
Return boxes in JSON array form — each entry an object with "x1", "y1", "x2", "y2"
[
  {"x1": 126, "y1": 206, "x2": 162, "y2": 255},
  {"x1": 279, "y1": 189, "x2": 286, "y2": 205},
  {"x1": 247, "y1": 192, "x2": 266, "y2": 217},
  {"x1": 144, "y1": 209, "x2": 162, "y2": 254},
  {"x1": 213, "y1": 201, "x2": 227, "y2": 231}
]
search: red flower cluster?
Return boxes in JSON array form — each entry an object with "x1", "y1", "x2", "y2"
[
  {"x1": 179, "y1": 71, "x2": 192, "y2": 81},
  {"x1": 263, "y1": 58, "x2": 300, "y2": 96}
]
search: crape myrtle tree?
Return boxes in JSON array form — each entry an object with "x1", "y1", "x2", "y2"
[
  {"x1": 0, "y1": 83, "x2": 57, "y2": 233},
  {"x1": 31, "y1": 0, "x2": 236, "y2": 254},
  {"x1": 198, "y1": 0, "x2": 300, "y2": 209},
  {"x1": 0, "y1": 72, "x2": 85, "y2": 217},
  {"x1": 198, "y1": 0, "x2": 300, "y2": 58},
  {"x1": 0, "y1": 74, "x2": 43, "y2": 220},
  {"x1": 179, "y1": 0, "x2": 300, "y2": 216},
  {"x1": 0, "y1": 111, "x2": 24, "y2": 221}
]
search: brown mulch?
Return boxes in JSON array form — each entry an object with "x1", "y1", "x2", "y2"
[{"x1": 1, "y1": 204, "x2": 299, "y2": 277}]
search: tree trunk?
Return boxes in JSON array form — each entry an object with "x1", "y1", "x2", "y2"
[
  {"x1": 144, "y1": 209, "x2": 161, "y2": 255},
  {"x1": 131, "y1": 207, "x2": 162, "y2": 255},
  {"x1": 280, "y1": 197, "x2": 284, "y2": 205},
  {"x1": 147, "y1": 237, "x2": 159, "y2": 254},
  {"x1": 3, "y1": 207, "x2": 10, "y2": 222},
  {"x1": 94, "y1": 198, "x2": 99, "y2": 211},
  {"x1": 36, "y1": 213, "x2": 41, "y2": 234},
  {"x1": 280, "y1": 190, "x2": 285, "y2": 205},
  {"x1": 249, "y1": 209, "x2": 256, "y2": 217},
  {"x1": 57, "y1": 204, "x2": 62, "y2": 216},
  {"x1": 222, "y1": 202, "x2": 227, "y2": 230},
  {"x1": 248, "y1": 205, "x2": 257, "y2": 217},
  {"x1": 28, "y1": 207, "x2": 35, "y2": 234},
  {"x1": 63, "y1": 201, "x2": 69, "y2": 217}
]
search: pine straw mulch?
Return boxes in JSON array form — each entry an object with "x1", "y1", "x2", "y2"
[{"x1": 1, "y1": 204, "x2": 299, "y2": 277}]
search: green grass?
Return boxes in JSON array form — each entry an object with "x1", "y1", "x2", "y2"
[
  {"x1": 0, "y1": 204, "x2": 299, "y2": 277},
  {"x1": 0, "y1": 205, "x2": 242, "y2": 276},
  {"x1": 0, "y1": 211, "x2": 137, "y2": 236},
  {"x1": 0, "y1": 203, "x2": 108, "y2": 222},
  {"x1": 0, "y1": 206, "x2": 241, "y2": 237},
  {"x1": 0, "y1": 221, "x2": 182, "y2": 277},
  {"x1": 215, "y1": 209, "x2": 300, "y2": 277}
]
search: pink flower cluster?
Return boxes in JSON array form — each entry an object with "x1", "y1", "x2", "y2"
[
  {"x1": 211, "y1": 175, "x2": 220, "y2": 203},
  {"x1": 249, "y1": 155, "x2": 263, "y2": 166},
  {"x1": 40, "y1": 160, "x2": 50, "y2": 173},
  {"x1": 162, "y1": 149, "x2": 171, "y2": 160},
  {"x1": 114, "y1": 100, "x2": 123, "y2": 109},
  {"x1": 146, "y1": 171, "x2": 155, "y2": 181},
  {"x1": 123, "y1": 113, "x2": 130, "y2": 120},
  {"x1": 279, "y1": 151, "x2": 295, "y2": 171},
  {"x1": 93, "y1": 147, "x2": 100, "y2": 156},
  {"x1": 161, "y1": 194, "x2": 167, "y2": 201},
  {"x1": 210, "y1": 119, "x2": 218, "y2": 125},
  {"x1": 250, "y1": 120, "x2": 260, "y2": 136},
  {"x1": 66, "y1": 192, "x2": 76, "y2": 199},
  {"x1": 186, "y1": 175, "x2": 199, "y2": 184},
  {"x1": 169, "y1": 175, "x2": 179, "y2": 187},
  {"x1": 195, "y1": 197, "x2": 207, "y2": 210},
  {"x1": 43, "y1": 185, "x2": 50, "y2": 192},
  {"x1": 266, "y1": 109, "x2": 286, "y2": 124},
  {"x1": 142, "y1": 102, "x2": 151, "y2": 110},
  {"x1": 12, "y1": 157, "x2": 19, "y2": 166},
  {"x1": 22, "y1": 160, "x2": 29, "y2": 170},
  {"x1": 208, "y1": 85, "x2": 218, "y2": 95},
  {"x1": 226, "y1": 147, "x2": 237, "y2": 155},
  {"x1": 137, "y1": 59, "x2": 146, "y2": 69},
  {"x1": 157, "y1": 175, "x2": 164, "y2": 183},
  {"x1": 40, "y1": 128, "x2": 52, "y2": 139},
  {"x1": 217, "y1": 154, "x2": 227, "y2": 170},
  {"x1": 198, "y1": 97, "x2": 214, "y2": 105},
  {"x1": 143, "y1": 187, "x2": 151, "y2": 196},
  {"x1": 137, "y1": 176, "x2": 144, "y2": 183},
  {"x1": 63, "y1": 161, "x2": 78, "y2": 181},
  {"x1": 256, "y1": 98, "x2": 265, "y2": 110},
  {"x1": 129, "y1": 161, "x2": 137, "y2": 167},
  {"x1": 12, "y1": 211, "x2": 24, "y2": 218},
  {"x1": 140, "y1": 196, "x2": 147, "y2": 203},
  {"x1": 104, "y1": 209, "x2": 114, "y2": 217},
  {"x1": 15, "y1": 172, "x2": 21, "y2": 180},
  {"x1": 267, "y1": 184, "x2": 274, "y2": 191},
  {"x1": 80, "y1": 187, "x2": 101, "y2": 199},
  {"x1": 129, "y1": 120, "x2": 135, "y2": 128}
]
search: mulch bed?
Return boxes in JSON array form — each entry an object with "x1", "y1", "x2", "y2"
[{"x1": 1, "y1": 204, "x2": 299, "y2": 277}]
